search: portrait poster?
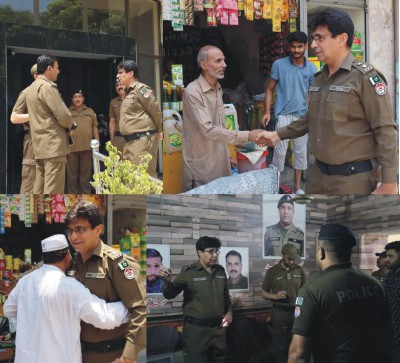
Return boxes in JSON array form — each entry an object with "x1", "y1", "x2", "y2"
[
  {"x1": 219, "y1": 246, "x2": 249, "y2": 291},
  {"x1": 262, "y1": 195, "x2": 306, "y2": 259},
  {"x1": 146, "y1": 244, "x2": 170, "y2": 295}
]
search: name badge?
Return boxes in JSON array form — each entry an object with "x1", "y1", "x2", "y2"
[
  {"x1": 268, "y1": 237, "x2": 280, "y2": 241},
  {"x1": 309, "y1": 87, "x2": 320, "y2": 92},
  {"x1": 329, "y1": 85, "x2": 351, "y2": 92},
  {"x1": 193, "y1": 277, "x2": 207, "y2": 281},
  {"x1": 86, "y1": 272, "x2": 106, "y2": 279},
  {"x1": 215, "y1": 275, "x2": 225, "y2": 279}
]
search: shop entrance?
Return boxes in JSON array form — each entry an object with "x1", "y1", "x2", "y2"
[{"x1": 6, "y1": 49, "x2": 121, "y2": 193}]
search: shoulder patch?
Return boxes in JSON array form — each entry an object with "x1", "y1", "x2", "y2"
[{"x1": 140, "y1": 86, "x2": 150, "y2": 99}]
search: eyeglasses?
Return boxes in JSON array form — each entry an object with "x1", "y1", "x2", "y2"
[
  {"x1": 310, "y1": 34, "x2": 334, "y2": 43},
  {"x1": 203, "y1": 249, "x2": 220, "y2": 256},
  {"x1": 65, "y1": 226, "x2": 92, "y2": 235}
]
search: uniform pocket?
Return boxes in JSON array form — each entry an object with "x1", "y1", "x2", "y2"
[{"x1": 326, "y1": 90, "x2": 350, "y2": 121}]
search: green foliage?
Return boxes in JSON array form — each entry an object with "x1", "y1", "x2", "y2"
[
  {"x1": 0, "y1": 5, "x2": 34, "y2": 24},
  {"x1": 91, "y1": 142, "x2": 163, "y2": 194}
]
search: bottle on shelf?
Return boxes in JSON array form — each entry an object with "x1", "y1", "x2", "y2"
[
  {"x1": 162, "y1": 84, "x2": 170, "y2": 111},
  {"x1": 171, "y1": 85, "x2": 180, "y2": 111}
]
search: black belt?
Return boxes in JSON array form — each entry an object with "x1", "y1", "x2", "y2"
[
  {"x1": 123, "y1": 130, "x2": 156, "y2": 142},
  {"x1": 316, "y1": 159, "x2": 372, "y2": 176},
  {"x1": 81, "y1": 339, "x2": 125, "y2": 353},
  {"x1": 273, "y1": 305, "x2": 295, "y2": 312},
  {"x1": 114, "y1": 131, "x2": 123, "y2": 137},
  {"x1": 184, "y1": 315, "x2": 222, "y2": 328}
]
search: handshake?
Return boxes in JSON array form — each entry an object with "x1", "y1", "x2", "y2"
[{"x1": 248, "y1": 129, "x2": 280, "y2": 147}]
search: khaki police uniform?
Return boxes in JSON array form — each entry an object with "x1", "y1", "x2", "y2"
[
  {"x1": 67, "y1": 105, "x2": 97, "y2": 194},
  {"x1": 120, "y1": 81, "x2": 162, "y2": 178},
  {"x1": 72, "y1": 241, "x2": 146, "y2": 363},
  {"x1": 262, "y1": 261, "x2": 305, "y2": 363},
  {"x1": 24, "y1": 75, "x2": 74, "y2": 193},
  {"x1": 163, "y1": 261, "x2": 232, "y2": 363},
  {"x1": 264, "y1": 223, "x2": 304, "y2": 257},
  {"x1": 293, "y1": 263, "x2": 389, "y2": 363},
  {"x1": 109, "y1": 96, "x2": 125, "y2": 153},
  {"x1": 11, "y1": 88, "x2": 36, "y2": 193},
  {"x1": 277, "y1": 53, "x2": 398, "y2": 194}
]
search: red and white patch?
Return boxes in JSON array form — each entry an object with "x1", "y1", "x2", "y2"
[
  {"x1": 124, "y1": 267, "x2": 136, "y2": 280},
  {"x1": 375, "y1": 83, "x2": 386, "y2": 96},
  {"x1": 294, "y1": 306, "x2": 301, "y2": 318}
]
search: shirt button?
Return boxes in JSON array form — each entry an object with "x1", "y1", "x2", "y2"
[{"x1": 317, "y1": 138, "x2": 320, "y2": 142}]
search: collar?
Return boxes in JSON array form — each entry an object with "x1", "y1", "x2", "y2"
[
  {"x1": 322, "y1": 262, "x2": 352, "y2": 274},
  {"x1": 322, "y1": 52, "x2": 354, "y2": 77},
  {"x1": 127, "y1": 81, "x2": 139, "y2": 91},
  {"x1": 289, "y1": 55, "x2": 307, "y2": 68},
  {"x1": 195, "y1": 259, "x2": 218, "y2": 272},
  {"x1": 37, "y1": 74, "x2": 51, "y2": 82},
  {"x1": 43, "y1": 264, "x2": 64, "y2": 273},
  {"x1": 70, "y1": 104, "x2": 87, "y2": 111},
  {"x1": 75, "y1": 240, "x2": 103, "y2": 264},
  {"x1": 198, "y1": 74, "x2": 220, "y2": 93}
]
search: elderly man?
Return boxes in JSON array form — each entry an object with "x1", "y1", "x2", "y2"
[
  {"x1": 116, "y1": 60, "x2": 162, "y2": 178},
  {"x1": 4, "y1": 234, "x2": 129, "y2": 363},
  {"x1": 182, "y1": 45, "x2": 262, "y2": 191},
  {"x1": 288, "y1": 223, "x2": 389, "y2": 363},
  {"x1": 257, "y1": 9, "x2": 398, "y2": 194}
]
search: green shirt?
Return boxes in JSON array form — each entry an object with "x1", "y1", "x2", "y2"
[
  {"x1": 227, "y1": 274, "x2": 249, "y2": 290},
  {"x1": 292, "y1": 263, "x2": 388, "y2": 363},
  {"x1": 163, "y1": 261, "x2": 231, "y2": 320},
  {"x1": 262, "y1": 261, "x2": 305, "y2": 307},
  {"x1": 264, "y1": 223, "x2": 304, "y2": 257}
]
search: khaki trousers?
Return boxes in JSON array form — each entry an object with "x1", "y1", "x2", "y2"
[
  {"x1": 33, "y1": 157, "x2": 66, "y2": 194},
  {"x1": 122, "y1": 133, "x2": 159, "y2": 178},
  {"x1": 20, "y1": 134, "x2": 36, "y2": 194},
  {"x1": 112, "y1": 135, "x2": 125, "y2": 155},
  {"x1": 67, "y1": 150, "x2": 93, "y2": 194}
]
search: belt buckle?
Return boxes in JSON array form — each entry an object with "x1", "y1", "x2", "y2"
[
  {"x1": 101, "y1": 342, "x2": 112, "y2": 353},
  {"x1": 346, "y1": 163, "x2": 356, "y2": 175}
]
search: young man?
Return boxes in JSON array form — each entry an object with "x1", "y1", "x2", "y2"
[
  {"x1": 288, "y1": 223, "x2": 388, "y2": 363},
  {"x1": 65, "y1": 201, "x2": 146, "y2": 363},
  {"x1": 67, "y1": 90, "x2": 99, "y2": 194},
  {"x1": 262, "y1": 244, "x2": 305, "y2": 363},
  {"x1": 161, "y1": 236, "x2": 232, "y2": 362},
  {"x1": 262, "y1": 31, "x2": 317, "y2": 194},
  {"x1": 257, "y1": 9, "x2": 398, "y2": 194},
  {"x1": 4, "y1": 234, "x2": 128, "y2": 363},
  {"x1": 146, "y1": 248, "x2": 164, "y2": 294},
  {"x1": 371, "y1": 250, "x2": 389, "y2": 287},
  {"x1": 264, "y1": 195, "x2": 304, "y2": 257}
]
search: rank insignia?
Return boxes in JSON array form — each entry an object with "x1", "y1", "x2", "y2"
[
  {"x1": 369, "y1": 75, "x2": 382, "y2": 86},
  {"x1": 295, "y1": 306, "x2": 301, "y2": 318},
  {"x1": 140, "y1": 88, "x2": 149, "y2": 98},
  {"x1": 118, "y1": 260, "x2": 130, "y2": 271},
  {"x1": 124, "y1": 267, "x2": 136, "y2": 280},
  {"x1": 375, "y1": 83, "x2": 386, "y2": 96}
]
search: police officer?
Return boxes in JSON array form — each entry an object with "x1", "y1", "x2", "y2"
[
  {"x1": 161, "y1": 236, "x2": 232, "y2": 363},
  {"x1": 264, "y1": 195, "x2": 304, "y2": 257},
  {"x1": 25, "y1": 54, "x2": 75, "y2": 194},
  {"x1": 67, "y1": 90, "x2": 99, "y2": 194},
  {"x1": 10, "y1": 64, "x2": 38, "y2": 193},
  {"x1": 262, "y1": 244, "x2": 305, "y2": 363},
  {"x1": 109, "y1": 82, "x2": 126, "y2": 154},
  {"x1": 288, "y1": 223, "x2": 389, "y2": 363},
  {"x1": 116, "y1": 60, "x2": 162, "y2": 178},
  {"x1": 371, "y1": 250, "x2": 389, "y2": 288},
  {"x1": 65, "y1": 201, "x2": 146, "y2": 363},
  {"x1": 256, "y1": 8, "x2": 398, "y2": 194}
]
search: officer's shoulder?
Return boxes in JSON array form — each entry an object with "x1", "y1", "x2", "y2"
[
  {"x1": 351, "y1": 60, "x2": 376, "y2": 76},
  {"x1": 180, "y1": 262, "x2": 197, "y2": 272},
  {"x1": 103, "y1": 246, "x2": 124, "y2": 261},
  {"x1": 293, "y1": 226, "x2": 304, "y2": 235}
]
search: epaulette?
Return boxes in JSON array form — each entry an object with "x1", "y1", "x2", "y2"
[
  {"x1": 314, "y1": 70, "x2": 323, "y2": 77},
  {"x1": 295, "y1": 227, "x2": 305, "y2": 235},
  {"x1": 181, "y1": 263, "x2": 196, "y2": 272},
  {"x1": 352, "y1": 61, "x2": 375, "y2": 75},
  {"x1": 104, "y1": 247, "x2": 123, "y2": 261}
]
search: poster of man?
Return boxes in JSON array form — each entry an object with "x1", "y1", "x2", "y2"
[
  {"x1": 220, "y1": 247, "x2": 249, "y2": 291},
  {"x1": 147, "y1": 244, "x2": 170, "y2": 295},
  {"x1": 262, "y1": 195, "x2": 306, "y2": 259}
]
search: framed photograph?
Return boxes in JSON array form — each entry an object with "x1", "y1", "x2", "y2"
[
  {"x1": 219, "y1": 247, "x2": 249, "y2": 291},
  {"x1": 262, "y1": 195, "x2": 306, "y2": 259},
  {"x1": 146, "y1": 244, "x2": 170, "y2": 295}
]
